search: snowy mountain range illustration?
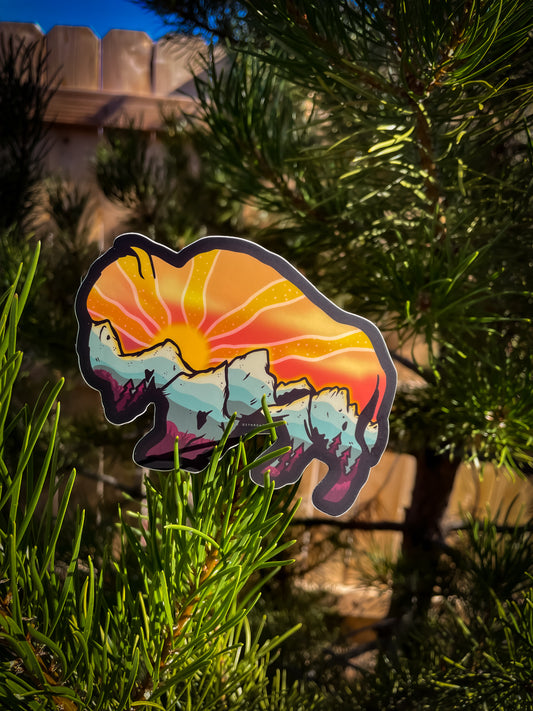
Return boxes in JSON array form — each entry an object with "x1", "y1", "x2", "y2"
[{"x1": 88, "y1": 319, "x2": 380, "y2": 516}]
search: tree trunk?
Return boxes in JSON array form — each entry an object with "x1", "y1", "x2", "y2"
[{"x1": 386, "y1": 450, "x2": 459, "y2": 625}]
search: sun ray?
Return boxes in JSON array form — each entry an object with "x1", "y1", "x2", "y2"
[
  {"x1": 90, "y1": 285, "x2": 157, "y2": 339},
  {"x1": 182, "y1": 251, "x2": 219, "y2": 328},
  {"x1": 208, "y1": 329, "x2": 370, "y2": 354},
  {"x1": 117, "y1": 261, "x2": 163, "y2": 332},
  {"x1": 197, "y1": 250, "x2": 220, "y2": 330},
  {"x1": 179, "y1": 259, "x2": 194, "y2": 326},
  {"x1": 208, "y1": 294, "x2": 306, "y2": 344},
  {"x1": 152, "y1": 256, "x2": 191, "y2": 324},
  {"x1": 271, "y1": 347, "x2": 376, "y2": 365},
  {"x1": 208, "y1": 291, "x2": 305, "y2": 343},
  {"x1": 88, "y1": 310, "x2": 150, "y2": 349},
  {"x1": 153, "y1": 273, "x2": 173, "y2": 328},
  {"x1": 204, "y1": 278, "x2": 287, "y2": 337},
  {"x1": 131, "y1": 248, "x2": 173, "y2": 328}
]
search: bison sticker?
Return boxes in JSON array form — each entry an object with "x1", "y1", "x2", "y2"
[{"x1": 75, "y1": 234, "x2": 396, "y2": 516}]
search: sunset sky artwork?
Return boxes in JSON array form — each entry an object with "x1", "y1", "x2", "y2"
[{"x1": 85, "y1": 237, "x2": 385, "y2": 415}]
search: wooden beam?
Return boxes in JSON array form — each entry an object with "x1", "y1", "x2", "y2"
[{"x1": 45, "y1": 89, "x2": 196, "y2": 130}]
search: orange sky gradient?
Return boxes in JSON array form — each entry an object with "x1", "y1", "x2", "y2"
[{"x1": 86, "y1": 245, "x2": 386, "y2": 412}]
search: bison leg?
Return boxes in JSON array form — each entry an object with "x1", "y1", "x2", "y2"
[
  {"x1": 311, "y1": 448, "x2": 374, "y2": 517},
  {"x1": 248, "y1": 396, "x2": 315, "y2": 488},
  {"x1": 308, "y1": 387, "x2": 379, "y2": 517}
]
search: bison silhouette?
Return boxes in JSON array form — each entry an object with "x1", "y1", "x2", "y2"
[{"x1": 75, "y1": 234, "x2": 396, "y2": 516}]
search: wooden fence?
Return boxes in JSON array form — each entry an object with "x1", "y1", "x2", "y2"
[
  {"x1": 0, "y1": 21, "x2": 216, "y2": 129},
  {"x1": 0, "y1": 22, "x2": 220, "y2": 240}
]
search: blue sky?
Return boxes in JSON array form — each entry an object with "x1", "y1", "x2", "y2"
[{"x1": 0, "y1": 0, "x2": 168, "y2": 39}]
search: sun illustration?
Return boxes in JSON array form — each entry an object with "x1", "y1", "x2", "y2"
[
  {"x1": 152, "y1": 323, "x2": 210, "y2": 370},
  {"x1": 86, "y1": 242, "x2": 383, "y2": 411}
]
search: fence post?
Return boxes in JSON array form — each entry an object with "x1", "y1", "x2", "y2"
[
  {"x1": 102, "y1": 29, "x2": 153, "y2": 94},
  {"x1": 46, "y1": 25, "x2": 100, "y2": 90}
]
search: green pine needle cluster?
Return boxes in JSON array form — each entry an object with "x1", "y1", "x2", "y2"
[{"x1": 0, "y1": 252, "x2": 322, "y2": 710}]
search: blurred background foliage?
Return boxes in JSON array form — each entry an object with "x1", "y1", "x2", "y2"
[
  {"x1": 1, "y1": 1, "x2": 533, "y2": 707},
  {"x1": 94, "y1": 119, "x2": 248, "y2": 246}
]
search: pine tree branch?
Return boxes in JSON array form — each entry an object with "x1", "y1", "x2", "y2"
[
  {"x1": 292, "y1": 517, "x2": 405, "y2": 532},
  {"x1": 292, "y1": 516, "x2": 533, "y2": 537},
  {"x1": 273, "y1": 1, "x2": 403, "y2": 97},
  {"x1": 76, "y1": 467, "x2": 144, "y2": 498},
  {"x1": 382, "y1": 2, "x2": 448, "y2": 239}
]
